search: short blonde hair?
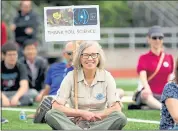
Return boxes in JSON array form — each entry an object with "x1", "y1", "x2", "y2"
[{"x1": 73, "y1": 41, "x2": 105, "y2": 69}]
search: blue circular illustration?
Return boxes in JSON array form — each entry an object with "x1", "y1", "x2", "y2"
[{"x1": 74, "y1": 8, "x2": 89, "y2": 25}]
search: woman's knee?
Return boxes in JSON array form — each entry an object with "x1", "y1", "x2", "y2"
[
  {"x1": 45, "y1": 109, "x2": 54, "y2": 123},
  {"x1": 112, "y1": 111, "x2": 127, "y2": 126},
  {"x1": 26, "y1": 89, "x2": 39, "y2": 99},
  {"x1": 141, "y1": 91, "x2": 152, "y2": 101},
  {"x1": 45, "y1": 109, "x2": 64, "y2": 122}
]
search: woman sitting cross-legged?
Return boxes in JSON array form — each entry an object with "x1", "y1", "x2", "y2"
[{"x1": 45, "y1": 40, "x2": 127, "y2": 130}]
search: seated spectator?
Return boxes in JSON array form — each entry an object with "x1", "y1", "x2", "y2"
[
  {"x1": 129, "y1": 26, "x2": 174, "y2": 110},
  {"x1": 19, "y1": 39, "x2": 48, "y2": 102},
  {"x1": 1, "y1": 21, "x2": 7, "y2": 46},
  {"x1": 37, "y1": 41, "x2": 125, "y2": 101},
  {"x1": 38, "y1": 41, "x2": 74, "y2": 100},
  {"x1": 10, "y1": 0, "x2": 39, "y2": 58},
  {"x1": 45, "y1": 41, "x2": 127, "y2": 130},
  {"x1": 1, "y1": 21, "x2": 8, "y2": 61},
  {"x1": 26, "y1": 41, "x2": 75, "y2": 120},
  {"x1": 1, "y1": 42, "x2": 33, "y2": 106},
  {"x1": 160, "y1": 57, "x2": 178, "y2": 130}
]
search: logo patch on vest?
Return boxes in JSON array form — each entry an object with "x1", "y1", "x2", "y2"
[
  {"x1": 163, "y1": 61, "x2": 169, "y2": 68},
  {"x1": 96, "y1": 93, "x2": 104, "y2": 100}
]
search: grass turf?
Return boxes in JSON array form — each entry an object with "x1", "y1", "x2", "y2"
[
  {"x1": 1, "y1": 79, "x2": 161, "y2": 130},
  {"x1": 1, "y1": 103, "x2": 160, "y2": 130}
]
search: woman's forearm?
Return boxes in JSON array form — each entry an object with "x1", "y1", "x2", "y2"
[
  {"x1": 52, "y1": 101, "x2": 83, "y2": 117},
  {"x1": 96, "y1": 102, "x2": 122, "y2": 119},
  {"x1": 165, "y1": 98, "x2": 178, "y2": 123},
  {"x1": 140, "y1": 71, "x2": 150, "y2": 89}
]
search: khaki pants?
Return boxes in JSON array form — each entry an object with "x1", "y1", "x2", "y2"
[{"x1": 45, "y1": 109, "x2": 127, "y2": 130}]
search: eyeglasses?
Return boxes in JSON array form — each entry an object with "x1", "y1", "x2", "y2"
[
  {"x1": 65, "y1": 51, "x2": 73, "y2": 56},
  {"x1": 151, "y1": 36, "x2": 163, "y2": 40},
  {"x1": 6, "y1": 53, "x2": 17, "y2": 57},
  {"x1": 81, "y1": 53, "x2": 99, "y2": 59}
]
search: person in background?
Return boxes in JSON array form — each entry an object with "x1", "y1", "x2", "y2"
[
  {"x1": 131, "y1": 26, "x2": 174, "y2": 110},
  {"x1": 45, "y1": 41, "x2": 127, "y2": 130},
  {"x1": 1, "y1": 21, "x2": 7, "y2": 46},
  {"x1": 26, "y1": 41, "x2": 75, "y2": 120},
  {"x1": 1, "y1": 21, "x2": 8, "y2": 61},
  {"x1": 18, "y1": 39, "x2": 48, "y2": 102},
  {"x1": 10, "y1": 0, "x2": 39, "y2": 57},
  {"x1": 1, "y1": 42, "x2": 33, "y2": 107},
  {"x1": 1, "y1": 22, "x2": 9, "y2": 122},
  {"x1": 38, "y1": 41, "x2": 74, "y2": 101},
  {"x1": 160, "y1": 57, "x2": 178, "y2": 130}
]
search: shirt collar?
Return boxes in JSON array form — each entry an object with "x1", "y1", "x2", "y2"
[
  {"x1": 77, "y1": 68, "x2": 105, "y2": 82},
  {"x1": 26, "y1": 59, "x2": 36, "y2": 66},
  {"x1": 148, "y1": 50, "x2": 163, "y2": 57}
]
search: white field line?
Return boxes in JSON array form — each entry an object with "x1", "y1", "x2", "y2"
[
  {"x1": 2, "y1": 107, "x2": 160, "y2": 124},
  {"x1": 2, "y1": 107, "x2": 36, "y2": 112},
  {"x1": 127, "y1": 118, "x2": 160, "y2": 124}
]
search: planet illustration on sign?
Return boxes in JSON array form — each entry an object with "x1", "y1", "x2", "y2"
[{"x1": 74, "y1": 8, "x2": 97, "y2": 26}]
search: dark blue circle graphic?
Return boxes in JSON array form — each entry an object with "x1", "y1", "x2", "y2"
[{"x1": 74, "y1": 9, "x2": 89, "y2": 25}]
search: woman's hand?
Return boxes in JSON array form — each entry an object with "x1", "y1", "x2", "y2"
[{"x1": 80, "y1": 110, "x2": 101, "y2": 121}]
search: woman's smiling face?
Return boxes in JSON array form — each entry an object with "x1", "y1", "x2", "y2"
[{"x1": 80, "y1": 45, "x2": 100, "y2": 70}]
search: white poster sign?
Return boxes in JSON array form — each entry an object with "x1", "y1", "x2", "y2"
[{"x1": 44, "y1": 5, "x2": 100, "y2": 42}]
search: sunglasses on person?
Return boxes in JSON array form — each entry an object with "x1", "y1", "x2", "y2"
[
  {"x1": 65, "y1": 51, "x2": 73, "y2": 56},
  {"x1": 151, "y1": 36, "x2": 164, "y2": 40}
]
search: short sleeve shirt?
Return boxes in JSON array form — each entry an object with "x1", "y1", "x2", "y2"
[
  {"x1": 55, "y1": 68, "x2": 120, "y2": 112},
  {"x1": 1, "y1": 61, "x2": 28, "y2": 91},
  {"x1": 137, "y1": 51, "x2": 174, "y2": 94},
  {"x1": 44, "y1": 62, "x2": 73, "y2": 95},
  {"x1": 160, "y1": 82, "x2": 178, "y2": 130}
]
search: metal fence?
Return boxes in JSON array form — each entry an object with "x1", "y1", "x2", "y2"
[
  {"x1": 99, "y1": 27, "x2": 178, "y2": 50},
  {"x1": 39, "y1": 27, "x2": 178, "y2": 56}
]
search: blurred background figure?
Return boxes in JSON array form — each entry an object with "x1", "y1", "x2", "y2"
[
  {"x1": 19, "y1": 39, "x2": 48, "y2": 102},
  {"x1": 130, "y1": 26, "x2": 174, "y2": 110},
  {"x1": 1, "y1": 21, "x2": 7, "y2": 46},
  {"x1": 1, "y1": 21, "x2": 8, "y2": 61},
  {"x1": 1, "y1": 117, "x2": 9, "y2": 124},
  {"x1": 39, "y1": 41, "x2": 74, "y2": 100},
  {"x1": 26, "y1": 41, "x2": 74, "y2": 120},
  {"x1": 160, "y1": 57, "x2": 178, "y2": 130},
  {"x1": 10, "y1": 0, "x2": 39, "y2": 58},
  {"x1": 1, "y1": 42, "x2": 32, "y2": 107}
]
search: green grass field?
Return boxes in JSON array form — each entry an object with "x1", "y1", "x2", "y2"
[{"x1": 1, "y1": 79, "x2": 161, "y2": 130}]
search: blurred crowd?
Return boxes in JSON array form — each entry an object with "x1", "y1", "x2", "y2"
[{"x1": 1, "y1": 0, "x2": 178, "y2": 130}]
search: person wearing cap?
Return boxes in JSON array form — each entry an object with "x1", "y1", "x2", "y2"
[
  {"x1": 160, "y1": 57, "x2": 178, "y2": 130},
  {"x1": 134, "y1": 26, "x2": 174, "y2": 110},
  {"x1": 18, "y1": 39, "x2": 48, "y2": 102},
  {"x1": 45, "y1": 41, "x2": 127, "y2": 130},
  {"x1": 1, "y1": 42, "x2": 33, "y2": 107}
]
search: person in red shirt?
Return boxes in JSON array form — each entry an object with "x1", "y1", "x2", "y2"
[
  {"x1": 1, "y1": 21, "x2": 8, "y2": 61},
  {"x1": 1, "y1": 21, "x2": 7, "y2": 46},
  {"x1": 136, "y1": 26, "x2": 174, "y2": 110}
]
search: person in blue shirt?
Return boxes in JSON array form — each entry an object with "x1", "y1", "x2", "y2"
[{"x1": 37, "y1": 41, "x2": 74, "y2": 100}]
